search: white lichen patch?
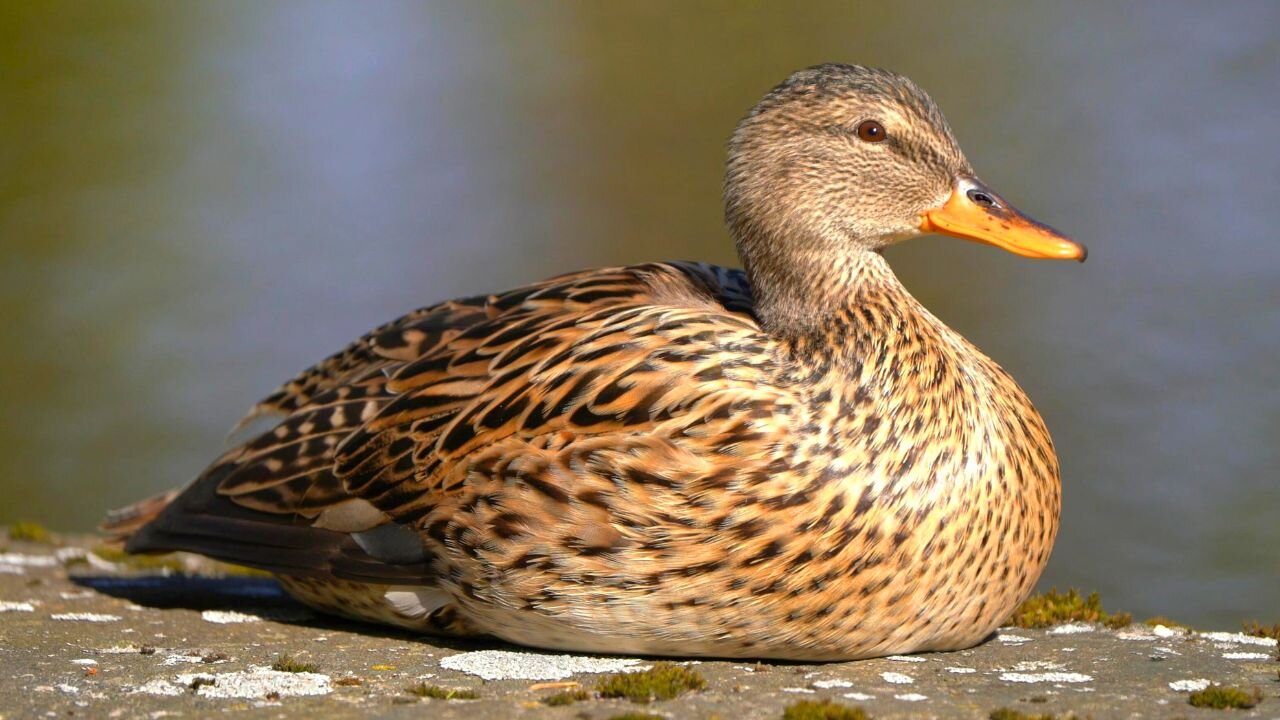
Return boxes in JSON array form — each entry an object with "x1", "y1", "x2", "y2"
[
  {"x1": 200, "y1": 610, "x2": 261, "y2": 624},
  {"x1": 1050, "y1": 623, "x2": 1094, "y2": 635},
  {"x1": 945, "y1": 667, "x2": 976, "y2": 674},
  {"x1": 54, "y1": 547, "x2": 91, "y2": 563},
  {"x1": 1200, "y1": 631, "x2": 1278, "y2": 647},
  {"x1": 885, "y1": 654, "x2": 926, "y2": 662},
  {"x1": 895, "y1": 693, "x2": 928, "y2": 701},
  {"x1": 438, "y1": 649, "x2": 647, "y2": 681},
  {"x1": 187, "y1": 668, "x2": 330, "y2": 699},
  {"x1": 132, "y1": 677, "x2": 182, "y2": 696},
  {"x1": 1011, "y1": 660, "x2": 1064, "y2": 672},
  {"x1": 843, "y1": 692, "x2": 875, "y2": 701},
  {"x1": 50, "y1": 613, "x2": 121, "y2": 623},
  {"x1": 98, "y1": 645, "x2": 144, "y2": 654},
  {"x1": 1151, "y1": 624, "x2": 1181, "y2": 638},
  {"x1": 996, "y1": 634, "x2": 1032, "y2": 644},
  {"x1": 1222, "y1": 651, "x2": 1273, "y2": 660},
  {"x1": 783, "y1": 687, "x2": 816, "y2": 694},
  {"x1": 71, "y1": 659, "x2": 98, "y2": 666},
  {"x1": 59, "y1": 591, "x2": 94, "y2": 600},
  {"x1": 0, "y1": 600, "x2": 36, "y2": 612},
  {"x1": 812, "y1": 679, "x2": 854, "y2": 689},
  {"x1": 162, "y1": 654, "x2": 207, "y2": 666},
  {"x1": 0, "y1": 553, "x2": 58, "y2": 567},
  {"x1": 1168, "y1": 678, "x2": 1210, "y2": 692},
  {"x1": 133, "y1": 666, "x2": 331, "y2": 698},
  {"x1": 1000, "y1": 672, "x2": 1092, "y2": 684},
  {"x1": 880, "y1": 672, "x2": 914, "y2": 684}
]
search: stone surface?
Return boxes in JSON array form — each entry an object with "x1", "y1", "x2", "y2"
[{"x1": 1, "y1": 534, "x2": 1276, "y2": 719}]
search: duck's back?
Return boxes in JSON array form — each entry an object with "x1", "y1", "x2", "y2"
[{"x1": 107, "y1": 262, "x2": 813, "y2": 645}]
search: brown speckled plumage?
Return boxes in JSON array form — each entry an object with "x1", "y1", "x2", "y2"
[{"x1": 105, "y1": 64, "x2": 1081, "y2": 660}]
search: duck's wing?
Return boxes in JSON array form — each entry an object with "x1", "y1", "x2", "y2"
[
  {"x1": 106, "y1": 290, "x2": 498, "y2": 579},
  {"x1": 109, "y1": 262, "x2": 781, "y2": 583}
]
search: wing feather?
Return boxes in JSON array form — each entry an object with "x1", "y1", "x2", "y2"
[{"x1": 117, "y1": 262, "x2": 791, "y2": 587}]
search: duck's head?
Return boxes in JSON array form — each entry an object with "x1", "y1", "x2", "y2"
[{"x1": 725, "y1": 64, "x2": 1085, "y2": 329}]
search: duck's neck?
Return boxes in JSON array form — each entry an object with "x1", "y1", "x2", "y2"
[
  {"x1": 750, "y1": 248, "x2": 986, "y2": 393},
  {"x1": 751, "y1": 249, "x2": 918, "y2": 342}
]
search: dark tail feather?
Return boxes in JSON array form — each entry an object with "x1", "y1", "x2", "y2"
[
  {"x1": 109, "y1": 464, "x2": 347, "y2": 577},
  {"x1": 102, "y1": 465, "x2": 437, "y2": 584},
  {"x1": 100, "y1": 488, "x2": 183, "y2": 541}
]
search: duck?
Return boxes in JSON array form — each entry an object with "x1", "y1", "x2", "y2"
[{"x1": 104, "y1": 63, "x2": 1086, "y2": 661}]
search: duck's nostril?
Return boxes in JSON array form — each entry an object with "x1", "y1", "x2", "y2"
[{"x1": 966, "y1": 189, "x2": 998, "y2": 208}]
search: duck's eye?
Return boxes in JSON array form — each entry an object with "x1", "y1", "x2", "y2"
[{"x1": 856, "y1": 120, "x2": 886, "y2": 143}]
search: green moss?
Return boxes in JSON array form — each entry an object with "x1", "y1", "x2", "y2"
[
  {"x1": 989, "y1": 710, "x2": 1056, "y2": 720},
  {"x1": 596, "y1": 662, "x2": 706, "y2": 703},
  {"x1": 89, "y1": 545, "x2": 186, "y2": 572},
  {"x1": 542, "y1": 688, "x2": 590, "y2": 705},
  {"x1": 8, "y1": 522, "x2": 51, "y2": 543},
  {"x1": 782, "y1": 700, "x2": 869, "y2": 720},
  {"x1": 270, "y1": 654, "x2": 318, "y2": 673},
  {"x1": 87, "y1": 545, "x2": 130, "y2": 562},
  {"x1": 1242, "y1": 621, "x2": 1280, "y2": 640},
  {"x1": 1187, "y1": 685, "x2": 1261, "y2": 709},
  {"x1": 212, "y1": 562, "x2": 274, "y2": 578},
  {"x1": 1143, "y1": 616, "x2": 1191, "y2": 629},
  {"x1": 404, "y1": 683, "x2": 479, "y2": 700},
  {"x1": 1006, "y1": 588, "x2": 1130, "y2": 629},
  {"x1": 1102, "y1": 611, "x2": 1133, "y2": 629}
]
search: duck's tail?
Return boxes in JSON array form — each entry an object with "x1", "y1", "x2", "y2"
[{"x1": 99, "y1": 488, "x2": 182, "y2": 543}]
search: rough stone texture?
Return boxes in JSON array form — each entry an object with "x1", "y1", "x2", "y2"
[{"x1": 1, "y1": 535, "x2": 1277, "y2": 719}]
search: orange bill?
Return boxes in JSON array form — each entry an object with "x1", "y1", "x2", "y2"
[{"x1": 920, "y1": 181, "x2": 1087, "y2": 262}]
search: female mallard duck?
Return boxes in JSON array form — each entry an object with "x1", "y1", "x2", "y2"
[{"x1": 106, "y1": 64, "x2": 1085, "y2": 661}]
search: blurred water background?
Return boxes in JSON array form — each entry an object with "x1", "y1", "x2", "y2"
[{"x1": 2, "y1": 1, "x2": 1277, "y2": 628}]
